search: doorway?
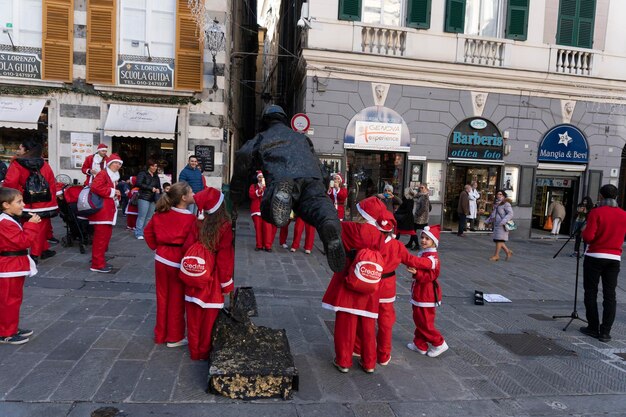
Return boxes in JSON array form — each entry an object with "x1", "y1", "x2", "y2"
[
  {"x1": 112, "y1": 137, "x2": 176, "y2": 183},
  {"x1": 532, "y1": 177, "x2": 579, "y2": 235}
]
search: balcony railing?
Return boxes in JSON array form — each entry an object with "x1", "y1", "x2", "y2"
[
  {"x1": 462, "y1": 37, "x2": 505, "y2": 67},
  {"x1": 360, "y1": 26, "x2": 406, "y2": 56},
  {"x1": 555, "y1": 48, "x2": 593, "y2": 76}
]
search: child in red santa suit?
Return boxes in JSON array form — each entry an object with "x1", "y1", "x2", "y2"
[
  {"x1": 249, "y1": 170, "x2": 276, "y2": 251},
  {"x1": 290, "y1": 216, "x2": 315, "y2": 254},
  {"x1": 144, "y1": 182, "x2": 196, "y2": 347},
  {"x1": 87, "y1": 154, "x2": 123, "y2": 273},
  {"x1": 406, "y1": 225, "x2": 448, "y2": 358},
  {"x1": 179, "y1": 187, "x2": 234, "y2": 360},
  {"x1": 327, "y1": 173, "x2": 348, "y2": 221},
  {"x1": 125, "y1": 176, "x2": 139, "y2": 230},
  {"x1": 322, "y1": 197, "x2": 389, "y2": 373},
  {"x1": 0, "y1": 188, "x2": 40, "y2": 345}
]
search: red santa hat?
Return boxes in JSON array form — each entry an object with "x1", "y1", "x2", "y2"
[
  {"x1": 106, "y1": 153, "x2": 123, "y2": 166},
  {"x1": 421, "y1": 224, "x2": 441, "y2": 247},
  {"x1": 193, "y1": 187, "x2": 224, "y2": 219},
  {"x1": 256, "y1": 170, "x2": 264, "y2": 178},
  {"x1": 376, "y1": 210, "x2": 396, "y2": 233},
  {"x1": 334, "y1": 172, "x2": 343, "y2": 183},
  {"x1": 97, "y1": 143, "x2": 108, "y2": 151},
  {"x1": 356, "y1": 196, "x2": 386, "y2": 228}
]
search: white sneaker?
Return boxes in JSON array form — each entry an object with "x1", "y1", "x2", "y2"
[
  {"x1": 290, "y1": 248, "x2": 296, "y2": 252},
  {"x1": 427, "y1": 341, "x2": 449, "y2": 357},
  {"x1": 406, "y1": 342, "x2": 427, "y2": 355},
  {"x1": 137, "y1": 236, "x2": 144, "y2": 240},
  {"x1": 166, "y1": 338, "x2": 188, "y2": 348},
  {"x1": 304, "y1": 250, "x2": 311, "y2": 254},
  {"x1": 281, "y1": 243, "x2": 288, "y2": 249},
  {"x1": 379, "y1": 356, "x2": 391, "y2": 366},
  {"x1": 333, "y1": 359, "x2": 349, "y2": 373}
]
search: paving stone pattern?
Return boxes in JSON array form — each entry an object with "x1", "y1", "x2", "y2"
[{"x1": 0, "y1": 213, "x2": 625, "y2": 416}]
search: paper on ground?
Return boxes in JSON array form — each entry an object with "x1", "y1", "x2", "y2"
[{"x1": 483, "y1": 294, "x2": 512, "y2": 303}]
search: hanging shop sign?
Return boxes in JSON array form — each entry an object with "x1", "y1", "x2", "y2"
[
  {"x1": 0, "y1": 51, "x2": 41, "y2": 79},
  {"x1": 537, "y1": 124, "x2": 588, "y2": 164},
  {"x1": 344, "y1": 106, "x2": 410, "y2": 152},
  {"x1": 448, "y1": 118, "x2": 504, "y2": 161},
  {"x1": 536, "y1": 177, "x2": 573, "y2": 188},
  {"x1": 117, "y1": 60, "x2": 174, "y2": 88}
]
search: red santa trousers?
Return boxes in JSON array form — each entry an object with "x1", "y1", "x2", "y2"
[
  {"x1": 412, "y1": 306, "x2": 444, "y2": 351},
  {"x1": 91, "y1": 224, "x2": 112, "y2": 269},
  {"x1": 0, "y1": 276, "x2": 25, "y2": 336},
  {"x1": 126, "y1": 214, "x2": 137, "y2": 229},
  {"x1": 27, "y1": 219, "x2": 50, "y2": 257},
  {"x1": 154, "y1": 261, "x2": 186, "y2": 344},
  {"x1": 279, "y1": 221, "x2": 290, "y2": 245},
  {"x1": 291, "y1": 218, "x2": 315, "y2": 251},
  {"x1": 252, "y1": 215, "x2": 276, "y2": 249},
  {"x1": 353, "y1": 302, "x2": 395, "y2": 364},
  {"x1": 185, "y1": 303, "x2": 220, "y2": 360},
  {"x1": 334, "y1": 311, "x2": 376, "y2": 370}
]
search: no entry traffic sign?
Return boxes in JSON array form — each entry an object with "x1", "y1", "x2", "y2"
[{"x1": 291, "y1": 113, "x2": 310, "y2": 132}]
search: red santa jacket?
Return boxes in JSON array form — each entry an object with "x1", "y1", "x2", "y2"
[
  {"x1": 378, "y1": 236, "x2": 437, "y2": 304},
  {"x1": 179, "y1": 227, "x2": 234, "y2": 308},
  {"x1": 328, "y1": 186, "x2": 348, "y2": 220},
  {"x1": 0, "y1": 213, "x2": 39, "y2": 278},
  {"x1": 248, "y1": 183, "x2": 264, "y2": 216},
  {"x1": 4, "y1": 158, "x2": 60, "y2": 216},
  {"x1": 144, "y1": 207, "x2": 197, "y2": 268},
  {"x1": 322, "y1": 222, "x2": 387, "y2": 318},
  {"x1": 81, "y1": 153, "x2": 107, "y2": 185},
  {"x1": 125, "y1": 188, "x2": 139, "y2": 215},
  {"x1": 87, "y1": 169, "x2": 118, "y2": 225},
  {"x1": 410, "y1": 248, "x2": 441, "y2": 307}
]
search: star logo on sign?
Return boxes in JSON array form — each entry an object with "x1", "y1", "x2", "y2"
[{"x1": 558, "y1": 131, "x2": 572, "y2": 147}]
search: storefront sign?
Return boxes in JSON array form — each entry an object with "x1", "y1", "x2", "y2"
[
  {"x1": 70, "y1": 132, "x2": 93, "y2": 169},
  {"x1": 344, "y1": 106, "x2": 410, "y2": 151},
  {"x1": 537, "y1": 124, "x2": 588, "y2": 164},
  {"x1": 0, "y1": 51, "x2": 41, "y2": 79},
  {"x1": 195, "y1": 145, "x2": 214, "y2": 172},
  {"x1": 448, "y1": 118, "x2": 504, "y2": 161},
  {"x1": 536, "y1": 178, "x2": 572, "y2": 188},
  {"x1": 117, "y1": 60, "x2": 174, "y2": 88}
]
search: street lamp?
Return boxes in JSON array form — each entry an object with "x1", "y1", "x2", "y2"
[{"x1": 205, "y1": 20, "x2": 225, "y2": 91}]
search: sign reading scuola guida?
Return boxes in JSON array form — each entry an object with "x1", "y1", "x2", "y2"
[
  {"x1": 0, "y1": 51, "x2": 41, "y2": 79},
  {"x1": 117, "y1": 60, "x2": 174, "y2": 88},
  {"x1": 448, "y1": 118, "x2": 504, "y2": 161}
]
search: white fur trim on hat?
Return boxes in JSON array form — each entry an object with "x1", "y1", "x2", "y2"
[
  {"x1": 207, "y1": 192, "x2": 224, "y2": 214},
  {"x1": 356, "y1": 202, "x2": 377, "y2": 228},
  {"x1": 107, "y1": 158, "x2": 123, "y2": 166},
  {"x1": 421, "y1": 225, "x2": 439, "y2": 247}
]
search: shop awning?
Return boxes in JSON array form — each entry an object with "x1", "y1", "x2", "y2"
[
  {"x1": 449, "y1": 158, "x2": 505, "y2": 166},
  {"x1": 0, "y1": 97, "x2": 46, "y2": 130},
  {"x1": 537, "y1": 163, "x2": 586, "y2": 172},
  {"x1": 104, "y1": 104, "x2": 178, "y2": 140}
]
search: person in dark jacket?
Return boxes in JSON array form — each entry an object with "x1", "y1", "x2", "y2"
[
  {"x1": 178, "y1": 155, "x2": 204, "y2": 214},
  {"x1": 0, "y1": 160, "x2": 7, "y2": 184},
  {"x1": 230, "y1": 104, "x2": 345, "y2": 272},
  {"x1": 457, "y1": 184, "x2": 471, "y2": 237},
  {"x1": 134, "y1": 160, "x2": 162, "y2": 240},
  {"x1": 394, "y1": 187, "x2": 416, "y2": 246}
]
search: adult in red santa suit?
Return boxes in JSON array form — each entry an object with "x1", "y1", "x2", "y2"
[
  {"x1": 322, "y1": 197, "x2": 389, "y2": 373},
  {"x1": 249, "y1": 170, "x2": 276, "y2": 251},
  {"x1": 327, "y1": 173, "x2": 348, "y2": 221},
  {"x1": 87, "y1": 154, "x2": 123, "y2": 273},
  {"x1": 3, "y1": 136, "x2": 60, "y2": 263},
  {"x1": 81, "y1": 143, "x2": 108, "y2": 186}
]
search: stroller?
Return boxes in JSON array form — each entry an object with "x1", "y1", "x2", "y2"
[{"x1": 56, "y1": 175, "x2": 91, "y2": 254}]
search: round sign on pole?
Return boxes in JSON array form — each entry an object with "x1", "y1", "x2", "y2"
[{"x1": 291, "y1": 113, "x2": 311, "y2": 132}]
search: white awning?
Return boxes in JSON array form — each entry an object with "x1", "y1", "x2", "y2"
[
  {"x1": 104, "y1": 104, "x2": 178, "y2": 140},
  {"x1": 0, "y1": 97, "x2": 46, "y2": 130},
  {"x1": 537, "y1": 163, "x2": 587, "y2": 172}
]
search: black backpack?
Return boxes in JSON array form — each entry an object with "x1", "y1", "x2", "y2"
[{"x1": 23, "y1": 168, "x2": 52, "y2": 204}]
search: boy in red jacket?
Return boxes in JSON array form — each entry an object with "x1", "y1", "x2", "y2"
[{"x1": 406, "y1": 225, "x2": 448, "y2": 358}]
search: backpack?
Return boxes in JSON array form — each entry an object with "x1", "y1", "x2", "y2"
[
  {"x1": 23, "y1": 168, "x2": 52, "y2": 204},
  {"x1": 345, "y1": 248, "x2": 384, "y2": 294},
  {"x1": 76, "y1": 186, "x2": 103, "y2": 216},
  {"x1": 179, "y1": 242, "x2": 215, "y2": 288}
]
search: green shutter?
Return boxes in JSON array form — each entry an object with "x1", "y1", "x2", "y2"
[
  {"x1": 557, "y1": 0, "x2": 595, "y2": 48},
  {"x1": 407, "y1": 0, "x2": 431, "y2": 29},
  {"x1": 505, "y1": 0, "x2": 529, "y2": 40},
  {"x1": 338, "y1": 0, "x2": 361, "y2": 21},
  {"x1": 444, "y1": 0, "x2": 466, "y2": 33}
]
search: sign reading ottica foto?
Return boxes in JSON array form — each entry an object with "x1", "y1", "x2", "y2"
[
  {"x1": 448, "y1": 118, "x2": 504, "y2": 161},
  {"x1": 117, "y1": 60, "x2": 173, "y2": 88},
  {"x1": 0, "y1": 51, "x2": 41, "y2": 79},
  {"x1": 537, "y1": 124, "x2": 589, "y2": 164}
]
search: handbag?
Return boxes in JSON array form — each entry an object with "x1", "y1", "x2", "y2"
[
  {"x1": 76, "y1": 187, "x2": 103, "y2": 216},
  {"x1": 504, "y1": 220, "x2": 517, "y2": 231},
  {"x1": 543, "y1": 216, "x2": 553, "y2": 230}
]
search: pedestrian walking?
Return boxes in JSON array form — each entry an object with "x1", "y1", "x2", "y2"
[
  {"x1": 179, "y1": 187, "x2": 234, "y2": 360},
  {"x1": 81, "y1": 143, "x2": 108, "y2": 185},
  {"x1": 571, "y1": 196, "x2": 594, "y2": 257},
  {"x1": 485, "y1": 190, "x2": 514, "y2": 261},
  {"x1": 0, "y1": 188, "x2": 39, "y2": 345},
  {"x1": 134, "y1": 160, "x2": 162, "y2": 240},
  {"x1": 144, "y1": 182, "x2": 196, "y2": 347},
  {"x1": 290, "y1": 216, "x2": 315, "y2": 254},
  {"x1": 547, "y1": 197, "x2": 566, "y2": 235},
  {"x1": 249, "y1": 171, "x2": 276, "y2": 251},
  {"x1": 457, "y1": 184, "x2": 471, "y2": 237},
  {"x1": 394, "y1": 187, "x2": 416, "y2": 247},
  {"x1": 125, "y1": 176, "x2": 139, "y2": 230}
]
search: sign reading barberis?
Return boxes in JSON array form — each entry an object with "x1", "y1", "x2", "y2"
[
  {"x1": 117, "y1": 60, "x2": 173, "y2": 88},
  {"x1": 447, "y1": 118, "x2": 504, "y2": 161},
  {"x1": 0, "y1": 51, "x2": 41, "y2": 79}
]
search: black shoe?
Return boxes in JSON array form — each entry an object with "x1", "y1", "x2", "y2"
[
  {"x1": 321, "y1": 222, "x2": 346, "y2": 273},
  {"x1": 17, "y1": 328, "x2": 33, "y2": 337},
  {"x1": 254, "y1": 247, "x2": 262, "y2": 251},
  {"x1": 579, "y1": 326, "x2": 599, "y2": 339},
  {"x1": 0, "y1": 334, "x2": 29, "y2": 345},
  {"x1": 271, "y1": 181, "x2": 294, "y2": 228},
  {"x1": 47, "y1": 237, "x2": 60, "y2": 244},
  {"x1": 90, "y1": 266, "x2": 112, "y2": 273},
  {"x1": 264, "y1": 248, "x2": 272, "y2": 253},
  {"x1": 40, "y1": 250, "x2": 56, "y2": 260},
  {"x1": 598, "y1": 333, "x2": 611, "y2": 343}
]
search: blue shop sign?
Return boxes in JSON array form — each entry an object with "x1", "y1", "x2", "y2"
[
  {"x1": 447, "y1": 118, "x2": 504, "y2": 161},
  {"x1": 538, "y1": 124, "x2": 588, "y2": 164}
]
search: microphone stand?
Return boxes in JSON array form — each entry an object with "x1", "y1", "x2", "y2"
[{"x1": 552, "y1": 221, "x2": 587, "y2": 331}]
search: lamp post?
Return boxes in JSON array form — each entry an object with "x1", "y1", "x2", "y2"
[{"x1": 205, "y1": 20, "x2": 225, "y2": 91}]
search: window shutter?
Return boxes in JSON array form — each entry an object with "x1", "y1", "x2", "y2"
[
  {"x1": 505, "y1": 0, "x2": 529, "y2": 40},
  {"x1": 557, "y1": 0, "x2": 577, "y2": 46},
  {"x1": 338, "y1": 0, "x2": 361, "y2": 21},
  {"x1": 175, "y1": 0, "x2": 202, "y2": 91},
  {"x1": 42, "y1": 0, "x2": 73, "y2": 82},
  {"x1": 444, "y1": 0, "x2": 466, "y2": 33},
  {"x1": 576, "y1": 0, "x2": 595, "y2": 48},
  {"x1": 87, "y1": 0, "x2": 116, "y2": 84},
  {"x1": 407, "y1": 0, "x2": 431, "y2": 29}
]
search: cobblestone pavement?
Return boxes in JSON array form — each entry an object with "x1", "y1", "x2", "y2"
[{"x1": 0, "y1": 212, "x2": 625, "y2": 417}]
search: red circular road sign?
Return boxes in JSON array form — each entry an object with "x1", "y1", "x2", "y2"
[{"x1": 291, "y1": 113, "x2": 310, "y2": 132}]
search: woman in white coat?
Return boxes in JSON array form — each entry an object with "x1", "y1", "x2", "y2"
[{"x1": 467, "y1": 182, "x2": 480, "y2": 231}]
